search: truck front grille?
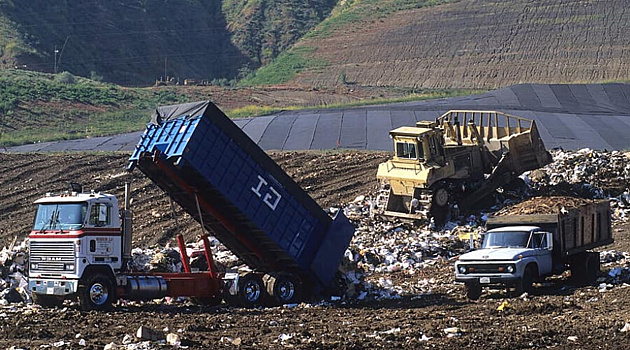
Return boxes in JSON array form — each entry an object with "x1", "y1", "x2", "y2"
[
  {"x1": 29, "y1": 241, "x2": 75, "y2": 272},
  {"x1": 464, "y1": 264, "x2": 511, "y2": 274}
]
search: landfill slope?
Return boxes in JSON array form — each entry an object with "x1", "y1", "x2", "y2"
[{"x1": 0, "y1": 150, "x2": 630, "y2": 348}]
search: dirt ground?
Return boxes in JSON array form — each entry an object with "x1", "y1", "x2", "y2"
[{"x1": 1, "y1": 151, "x2": 630, "y2": 349}]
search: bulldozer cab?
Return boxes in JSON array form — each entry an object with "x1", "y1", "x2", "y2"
[{"x1": 390, "y1": 125, "x2": 446, "y2": 166}]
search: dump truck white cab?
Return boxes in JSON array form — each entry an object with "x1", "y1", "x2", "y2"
[{"x1": 28, "y1": 189, "x2": 124, "y2": 308}]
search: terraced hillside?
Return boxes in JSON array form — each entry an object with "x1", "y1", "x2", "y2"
[{"x1": 253, "y1": 0, "x2": 630, "y2": 89}]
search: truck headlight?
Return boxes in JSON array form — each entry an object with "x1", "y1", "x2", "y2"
[
  {"x1": 506, "y1": 265, "x2": 515, "y2": 273},
  {"x1": 65, "y1": 264, "x2": 75, "y2": 271},
  {"x1": 458, "y1": 266, "x2": 467, "y2": 274},
  {"x1": 31, "y1": 263, "x2": 39, "y2": 270}
]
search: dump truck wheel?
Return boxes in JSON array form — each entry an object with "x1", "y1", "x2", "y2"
[
  {"x1": 584, "y1": 253, "x2": 600, "y2": 283},
  {"x1": 32, "y1": 293, "x2": 63, "y2": 308},
  {"x1": 237, "y1": 273, "x2": 264, "y2": 307},
  {"x1": 268, "y1": 274, "x2": 301, "y2": 305},
  {"x1": 79, "y1": 273, "x2": 114, "y2": 311},
  {"x1": 514, "y1": 265, "x2": 535, "y2": 296},
  {"x1": 465, "y1": 283, "x2": 482, "y2": 300},
  {"x1": 572, "y1": 252, "x2": 599, "y2": 285}
]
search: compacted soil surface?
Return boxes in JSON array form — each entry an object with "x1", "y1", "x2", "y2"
[{"x1": 0, "y1": 151, "x2": 629, "y2": 349}]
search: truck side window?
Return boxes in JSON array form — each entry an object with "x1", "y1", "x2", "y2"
[
  {"x1": 531, "y1": 232, "x2": 545, "y2": 249},
  {"x1": 396, "y1": 142, "x2": 418, "y2": 159},
  {"x1": 89, "y1": 204, "x2": 111, "y2": 227}
]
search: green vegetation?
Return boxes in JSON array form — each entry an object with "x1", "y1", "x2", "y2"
[
  {"x1": 0, "y1": 70, "x2": 130, "y2": 114},
  {"x1": 305, "y1": 0, "x2": 459, "y2": 39},
  {"x1": 239, "y1": 47, "x2": 327, "y2": 86},
  {"x1": 0, "y1": 69, "x2": 478, "y2": 146},
  {"x1": 0, "y1": 69, "x2": 190, "y2": 147},
  {"x1": 222, "y1": 0, "x2": 336, "y2": 66}
]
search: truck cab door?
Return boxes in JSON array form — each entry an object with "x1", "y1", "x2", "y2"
[{"x1": 532, "y1": 231, "x2": 553, "y2": 275}]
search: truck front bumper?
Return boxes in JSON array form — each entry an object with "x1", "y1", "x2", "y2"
[
  {"x1": 455, "y1": 275, "x2": 520, "y2": 286},
  {"x1": 28, "y1": 278, "x2": 78, "y2": 296}
]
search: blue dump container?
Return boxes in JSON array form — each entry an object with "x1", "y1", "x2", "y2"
[{"x1": 128, "y1": 101, "x2": 355, "y2": 289}]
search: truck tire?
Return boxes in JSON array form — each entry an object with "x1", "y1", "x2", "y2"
[
  {"x1": 237, "y1": 273, "x2": 264, "y2": 308},
  {"x1": 267, "y1": 274, "x2": 301, "y2": 305},
  {"x1": 584, "y1": 252, "x2": 600, "y2": 283},
  {"x1": 32, "y1": 293, "x2": 64, "y2": 308},
  {"x1": 465, "y1": 283, "x2": 482, "y2": 300},
  {"x1": 514, "y1": 265, "x2": 535, "y2": 296},
  {"x1": 79, "y1": 273, "x2": 114, "y2": 311},
  {"x1": 571, "y1": 252, "x2": 600, "y2": 285}
]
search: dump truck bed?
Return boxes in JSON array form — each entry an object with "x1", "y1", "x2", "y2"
[
  {"x1": 487, "y1": 200, "x2": 612, "y2": 257},
  {"x1": 127, "y1": 101, "x2": 355, "y2": 288}
]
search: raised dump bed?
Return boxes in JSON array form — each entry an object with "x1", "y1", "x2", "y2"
[{"x1": 127, "y1": 101, "x2": 354, "y2": 292}]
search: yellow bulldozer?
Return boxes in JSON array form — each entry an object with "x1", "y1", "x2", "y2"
[{"x1": 376, "y1": 110, "x2": 552, "y2": 222}]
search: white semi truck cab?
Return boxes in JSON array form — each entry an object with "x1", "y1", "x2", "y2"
[
  {"x1": 28, "y1": 188, "x2": 127, "y2": 308},
  {"x1": 455, "y1": 200, "x2": 612, "y2": 300}
]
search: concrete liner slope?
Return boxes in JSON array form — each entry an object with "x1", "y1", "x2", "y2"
[{"x1": 4, "y1": 83, "x2": 630, "y2": 153}]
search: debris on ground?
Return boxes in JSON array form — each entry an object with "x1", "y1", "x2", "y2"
[{"x1": 2, "y1": 150, "x2": 630, "y2": 348}]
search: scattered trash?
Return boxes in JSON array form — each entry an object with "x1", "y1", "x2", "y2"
[
  {"x1": 443, "y1": 327, "x2": 463, "y2": 338},
  {"x1": 136, "y1": 325, "x2": 165, "y2": 341},
  {"x1": 567, "y1": 336, "x2": 578, "y2": 342},
  {"x1": 497, "y1": 301, "x2": 512, "y2": 311},
  {"x1": 380, "y1": 327, "x2": 401, "y2": 335},
  {"x1": 620, "y1": 323, "x2": 630, "y2": 332},
  {"x1": 166, "y1": 333, "x2": 181, "y2": 347}
]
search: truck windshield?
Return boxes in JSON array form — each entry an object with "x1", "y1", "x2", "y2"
[
  {"x1": 33, "y1": 203, "x2": 87, "y2": 231},
  {"x1": 482, "y1": 231, "x2": 531, "y2": 249}
]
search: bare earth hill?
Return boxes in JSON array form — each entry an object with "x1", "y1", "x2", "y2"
[{"x1": 282, "y1": 0, "x2": 630, "y2": 89}]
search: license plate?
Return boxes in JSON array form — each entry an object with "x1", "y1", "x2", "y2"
[
  {"x1": 479, "y1": 277, "x2": 490, "y2": 284},
  {"x1": 46, "y1": 287, "x2": 55, "y2": 295}
]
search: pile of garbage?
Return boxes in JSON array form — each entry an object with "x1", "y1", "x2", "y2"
[
  {"x1": 334, "y1": 196, "x2": 483, "y2": 300},
  {"x1": 525, "y1": 148, "x2": 629, "y2": 197},
  {"x1": 493, "y1": 196, "x2": 594, "y2": 216},
  {"x1": 522, "y1": 149, "x2": 630, "y2": 221},
  {"x1": 0, "y1": 238, "x2": 30, "y2": 305}
]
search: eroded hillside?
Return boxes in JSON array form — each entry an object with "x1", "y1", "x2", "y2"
[{"x1": 253, "y1": 0, "x2": 630, "y2": 89}]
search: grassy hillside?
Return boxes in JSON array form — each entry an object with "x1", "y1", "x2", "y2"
[
  {"x1": 0, "y1": 0, "x2": 334, "y2": 86},
  {"x1": 246, "y1": 0, "x2": 630, "y2": 89},
  {"x1": 0, "y1": 69, "x2": 190, "y2": 146},
  {"x1": 0, "y1": 69, "x2": 474, "y2": 147},
  {"x1": 222, "y1": 0, "x2": 336, "y2": 68}
]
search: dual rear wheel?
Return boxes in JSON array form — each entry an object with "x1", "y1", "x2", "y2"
[{"x1": 230, "y1": 273, "x2": 302, "y2": 308}]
